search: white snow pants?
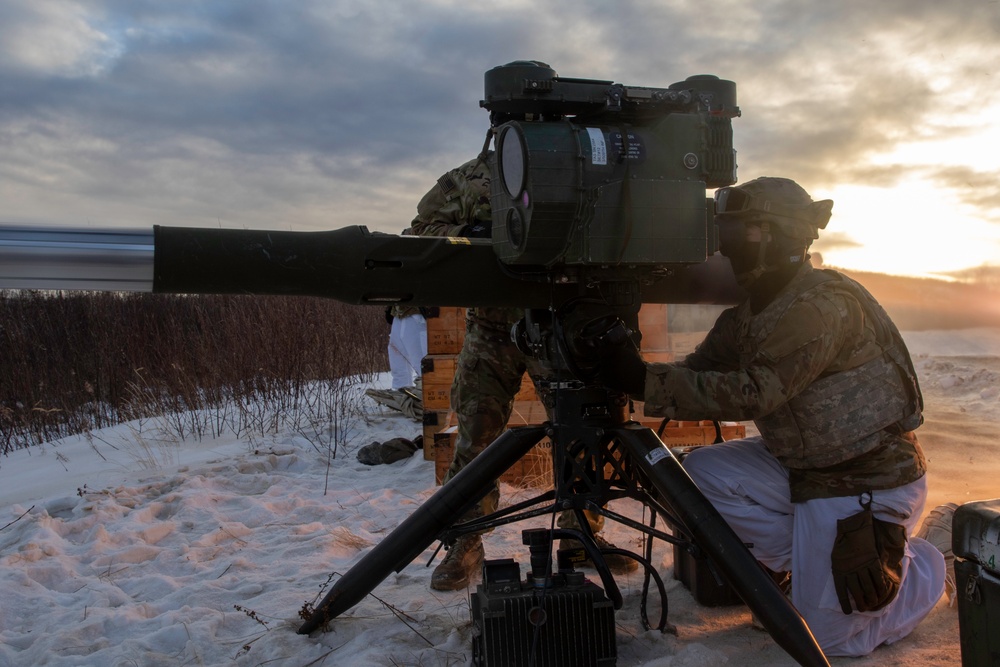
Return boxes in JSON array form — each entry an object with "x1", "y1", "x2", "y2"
[
  {"x1": 683, "y1": 436, "x2": 946, "y2": 657},
  {"x1": 388, "y1": 313, "x2": 427, "y2": 390}
]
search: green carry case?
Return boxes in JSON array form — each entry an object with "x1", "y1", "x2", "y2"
[{"x1": 954, "y1": 499, "x2": 1000, "y2": 667}]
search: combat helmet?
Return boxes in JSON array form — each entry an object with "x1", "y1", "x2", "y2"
[
  {"x1": 714, "y1": 177, "x2": 833, "y2": 287},
  {"x1": 715, "y1": 177, "x2": 833, "y2": 241}
]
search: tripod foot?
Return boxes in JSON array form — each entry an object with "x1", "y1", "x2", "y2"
[{"x1": 297, "y1": 426, "x2": 545, "y2": 634}]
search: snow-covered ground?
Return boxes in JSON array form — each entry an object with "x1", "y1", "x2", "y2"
[{"x1": 2, "y1": 329, "x2": 998, "y2": 667}]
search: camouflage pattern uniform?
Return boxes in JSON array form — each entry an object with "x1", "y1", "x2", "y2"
[
  {"x1": 390, "y1": 305, "x2": 422, "y2": 319},
  {"x1": 642, "y1": 261, "x2": 943, "y2": 655},
  {"x1": 411, "y1": 156, "x2": 603, "y2": 533},
  {"x1": 643, "y1": 262, "x2": 926, "y2": 503}
]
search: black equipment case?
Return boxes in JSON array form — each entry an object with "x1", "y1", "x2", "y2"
[
  {"x1": 472, "y1": 557, "x2": 616, "y2": 667},
  {"x1": 669, "y1": 446, "x2": 744, "y2": 607},
  {"x1": 953, "y1": 498, "x2": 1000, "y2": 666},
  {"x1": 672, "y1": 535, "x2": 744, "y2": 607}
]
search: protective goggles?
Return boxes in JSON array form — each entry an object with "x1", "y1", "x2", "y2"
[
  {"x1": 715, "y1": 186, "x2": 832, "y2": 228},
  {"x1": 715, "y1": 186, "x2": 799, "y2": 219}
]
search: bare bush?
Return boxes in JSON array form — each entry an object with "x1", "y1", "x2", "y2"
[{"x1": 0, "y1": 291, "x2": 388, "y2": 455}]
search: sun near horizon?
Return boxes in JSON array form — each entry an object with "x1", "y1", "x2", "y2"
[{"x1": 806, "y1": 179, "x2": 999, "y2": 283}]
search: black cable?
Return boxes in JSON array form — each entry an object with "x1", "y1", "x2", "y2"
[
  {"x1": 595, "y1": 546, "x2": 669, "y2": 633},
  {"x1": 641, "y1": 509, "x2": 659, "y2": 630}
]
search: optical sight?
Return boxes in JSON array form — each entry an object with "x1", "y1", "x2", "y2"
[{"x1": 481, "y1": 61, "x2": 739, "y2": 277}]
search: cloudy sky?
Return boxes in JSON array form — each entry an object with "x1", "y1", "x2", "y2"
[{"x1": 2, "y1": 0, "x2": 999, "y2": 281}]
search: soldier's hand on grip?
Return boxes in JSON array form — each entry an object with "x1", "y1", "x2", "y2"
[
  {"x1": 460, "y1": 221, "x2": 492, "y2": 238},
  {"x1": 575, "y1": 316, "x2": 647, "y2": 397}
]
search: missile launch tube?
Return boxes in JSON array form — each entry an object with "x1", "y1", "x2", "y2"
[
  {"x1": 0, "y1": 223, "x2": 743, "y2": 306},
  {"x1": 0, "y1": 225, "x2": 154, "y2": 292}
]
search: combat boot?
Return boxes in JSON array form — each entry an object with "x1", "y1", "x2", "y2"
[
  {"x1": 431, "y1": 534, "x2": 484, "y2": 591},
  {"x1": 916, "y1": 502, "x2": 959, "y2": 606}
]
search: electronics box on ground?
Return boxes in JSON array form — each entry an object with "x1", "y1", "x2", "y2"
[{"x1": 953, "y1": 498, "x2": 1000, "y2": 667}]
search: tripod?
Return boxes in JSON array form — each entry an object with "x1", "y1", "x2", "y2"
[{"x1": 297, "y1": 311, "x2": 830, "y2": 667}]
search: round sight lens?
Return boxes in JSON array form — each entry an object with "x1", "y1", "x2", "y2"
[{"x1": 499, "y1": 125, "x2": 526, "y2": 198}]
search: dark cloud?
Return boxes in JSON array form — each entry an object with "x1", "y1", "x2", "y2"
[
  {"x1": 0, "y1": 0, "x2": 998, "y2": 247},
  {"x1": 674, "y1": 2, "x2": 1000, "y2": 187},
  {"x1": 0, "y1": 1, "x2": 513, "y2": 227},
  {"x1": 2, "y1": 5, "x2": 484, "y2": 158}
]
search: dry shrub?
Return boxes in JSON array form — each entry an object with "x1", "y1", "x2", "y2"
[
  {"x1": 327, "y1": 525, "x2": 374, "y2": 551},
  {"x1": 0, "y1": 291, "x2": 389, "y2": 454}
]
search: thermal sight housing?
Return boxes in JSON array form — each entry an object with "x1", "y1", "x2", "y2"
[{"x1": 481, "y1": 61, "x2": 739, "y2": 278}]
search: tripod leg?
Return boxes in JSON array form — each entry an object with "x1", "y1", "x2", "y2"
[
  {"x1": 613, "y1": 424, "x2": 831, "y2": 667},
  {"x1": 298, "y1": 425, "x2": 547, "y2": 634}
]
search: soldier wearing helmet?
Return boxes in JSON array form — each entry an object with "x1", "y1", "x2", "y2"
[
  {"x1": 598, "y1": 176, "x2": 952, "y2": 656},
  {"x1": 410, "y1": 154, "x2": 638, "y2": 592},
  {"x1": 714, "y1": 177, "x2": 833, "y2": 289}
]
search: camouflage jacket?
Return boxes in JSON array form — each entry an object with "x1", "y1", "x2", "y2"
[
  {"x1": 390, "y1": 305, "x2": 422, "y2": 319},
  {"x1": 644, "y1": 263, "x2": 926, "y2": 501},
  {"x1": 409, "y1": 154, "x2": 521, "y2": 332}
]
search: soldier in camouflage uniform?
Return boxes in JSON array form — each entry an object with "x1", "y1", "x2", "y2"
[
  {"x1": 411, "y1": 154, "x2": 636, "y2": 591},
  {"x1": 598, "y1": 177, "x2": 947, "y2": 656}
]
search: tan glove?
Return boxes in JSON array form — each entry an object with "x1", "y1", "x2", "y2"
[{"x1": 830, "y1": 498, "x2": 907, "y2": 614}]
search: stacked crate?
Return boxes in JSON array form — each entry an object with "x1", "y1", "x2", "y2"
[
  {"x1": 423, "y1": 304, "x2": 744, "y2": 486},
  {"x1": 636, "y1": 304, "x2": 671, "y2": 363},
  {"x1": 420, "y1": 307, "x2": 465, "y2": 459},
  {"x1": 421, "y1": 307, "x2": 538, "y2": 461}
]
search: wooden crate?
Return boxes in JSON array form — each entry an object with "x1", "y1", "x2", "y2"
[
  {"x1": 433, "y1": 419, "x2": 744, "y2": 486},
  {"x1": 421, "y1": 409, "x2": 455, "y2": 460},
  {"x1": 641, "y1": 350, "x2": 674, "y2": 364},
  {"x1": 645, "y1": 418, "x2": 746, "y2": 446},
  {"x1": 507, "y1": 400, "x2": 549, "y2": 426},
  {"x1": 422, "y1": 385, "x2": 452, "y2": 411},
  {"x1": 421, "y1": 354, "x2": 456, "y2": 380},
  {"x1": 424, "y1": 306, "x2": 466, "y2": 355},
  {"x1": 638, "y1": 303, "x2": 669, "y2": 351},
  {"x1": 427, "y1": 304, "x2": 668, "y2": 356},
  {"x1": 422, "y1": 354, "x2": 535, "y2": 407},
  {"x1": 421, "y1": 354, "x2": 456, "y2": 410},
  {"x1": 500, "y1": 403, "x2": 746, "y2": 447},
  {"x1": 418, "y1": 304, "x2": 748, "y2": 472},
  {"x1": 513, "y1": 374, "x2": 537, "y2": 402},
  {"x1": 433, "y1": 426, "x2": 553, "y2": 487}
]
